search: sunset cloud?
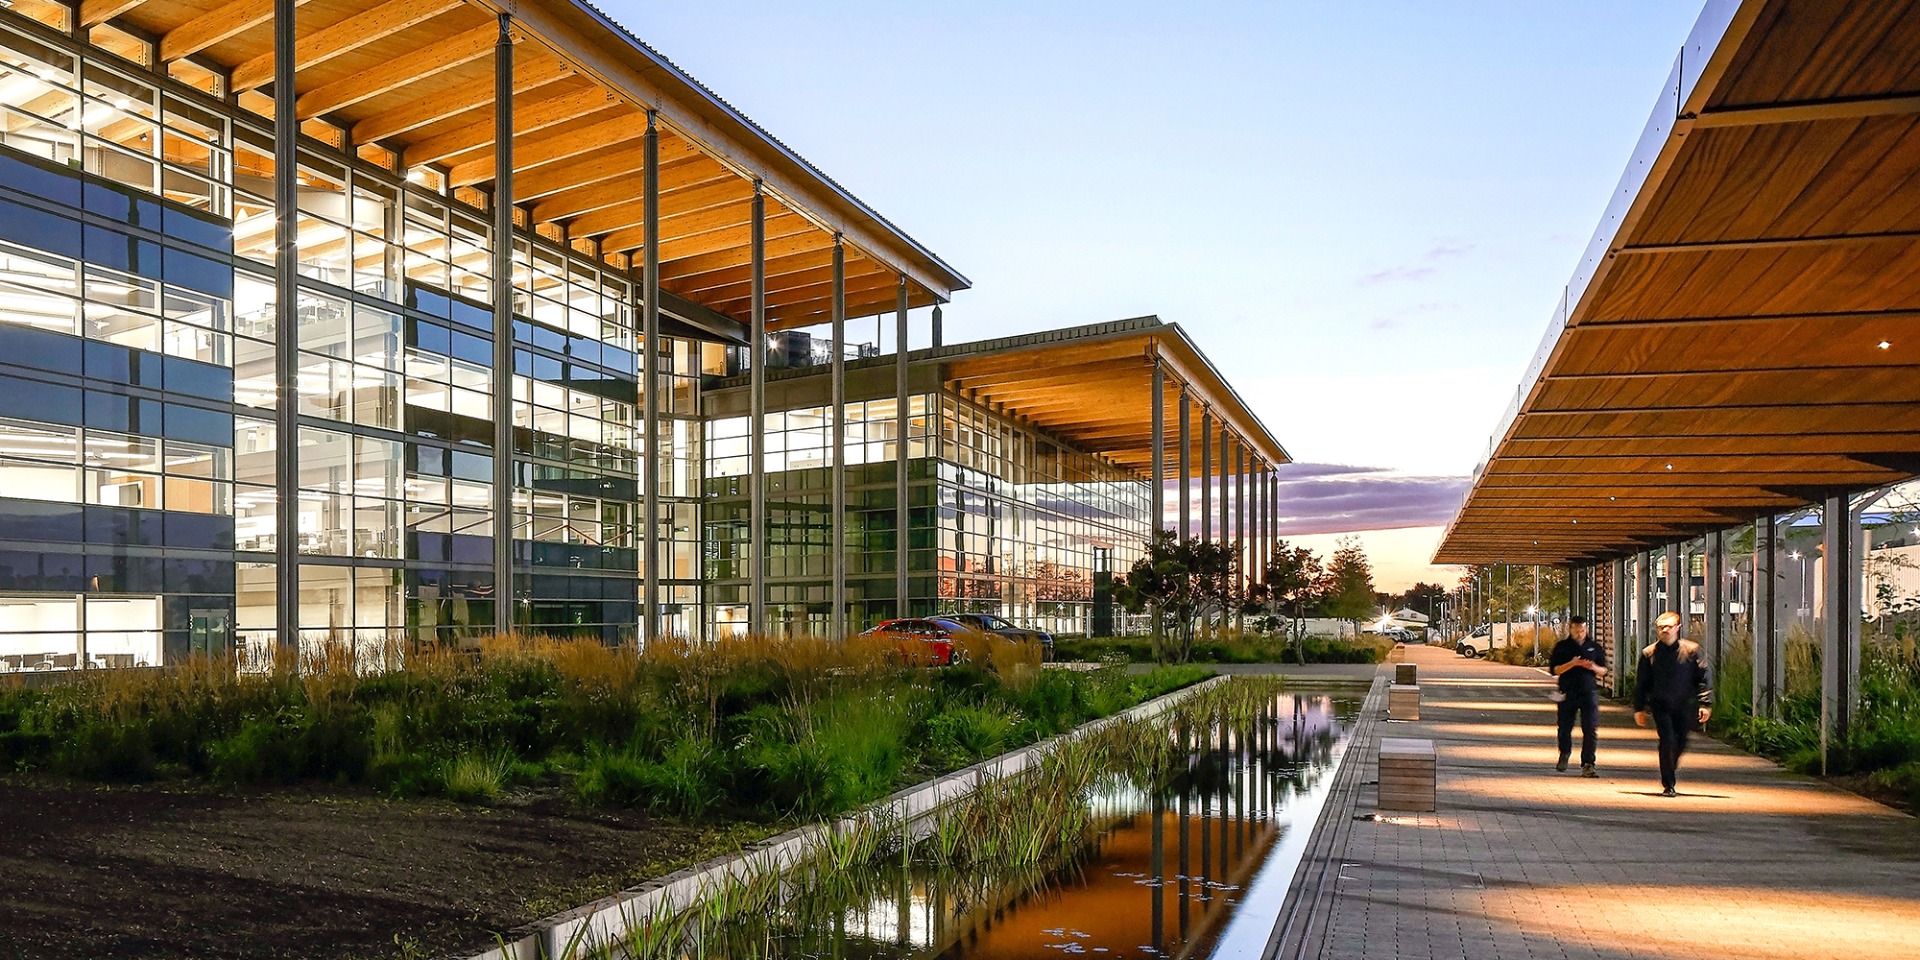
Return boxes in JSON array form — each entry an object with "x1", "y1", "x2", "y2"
[
  {"x1": 1269, "y1": 463, "x2": 1469, "y2": 535},
  {"x1": 1161, "y1": 462, "x2": 1469, "y2": 537}
]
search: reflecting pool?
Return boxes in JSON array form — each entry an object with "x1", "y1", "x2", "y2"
[{"x1": 749, "y1": 688, "x2": 1361, "y2": 960}]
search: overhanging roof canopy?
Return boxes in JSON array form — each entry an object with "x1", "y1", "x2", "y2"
[
  {"x1": 64, "y1": 0, "x2": 966, "y2": 327},
  {"x1": 1438, "y1": 0, "x2": 1920, "y2": 566},
  {"x1": 941, "y1": 317, "x2": 1291, "y2": 478}
]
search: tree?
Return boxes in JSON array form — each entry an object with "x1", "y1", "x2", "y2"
[
  {"x1": 1391, "y1": 582, "x2": 1449, "y2": 621},
  {"x1": 1321, "y1": 536, "x2": 1377, "y2": 626},
  {"x1": 1115, "y1": 531, "x2": 1245, "y2": 664},
  {"x1": 1246, "y1": 540, "x2": 1326, "y2": 664}
]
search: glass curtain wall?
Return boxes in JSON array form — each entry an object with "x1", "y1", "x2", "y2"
[
  {"x1": 0, "y1": 11, "x2": 709, "y2": 667},
  {"x1": 703, "y1": 389, "x2": 1149, "y2": 639}
]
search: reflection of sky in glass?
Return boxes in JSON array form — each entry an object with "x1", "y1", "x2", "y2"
[{"x1": 753, "y1": 693, "x2": 1359, "y2": 960}]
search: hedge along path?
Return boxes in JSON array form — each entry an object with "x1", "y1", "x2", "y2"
[{"x1": 466, "y1": 673, "x2": 1234, "y2": 960}]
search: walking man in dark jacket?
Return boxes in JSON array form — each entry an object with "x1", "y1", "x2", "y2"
[
  {"x1": 1634, "y1": 610, "x2": 1711, "y2": 797},
  {"x1": 1549, "y1": 616, "x2": 1607, "y2": 776}
]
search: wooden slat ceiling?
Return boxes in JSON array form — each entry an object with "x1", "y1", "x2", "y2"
[
  {"x1": 1437, "y1": 0, "x2": 1920, "y2": 565},
  {"x1": 92, "y1": 0, "x2": 965, "y2": 329},
  {"x1": 942, "y1": 318, "x2": 1290, "y2": 479}
]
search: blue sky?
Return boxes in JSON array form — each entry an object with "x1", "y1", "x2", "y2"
[{"x1": 606, "y1": 1, "x2": 1708, "y2": 587}]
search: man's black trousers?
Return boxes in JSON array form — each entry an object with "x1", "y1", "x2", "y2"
[
  {"x1": 1556, "y1": 692, "x2": 1599, "y2": 767},
  {"x1": 1649, "y1": 703, "x2": 1694, "y2": 790}
]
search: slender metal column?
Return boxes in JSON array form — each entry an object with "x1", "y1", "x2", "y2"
[
  {"x1": 829, "y1": 237, "x2": 846, "y2": 638},
  {"x1": 1821, "y1": 494, "x2": 1860, "y2": 771},
  {"x1": 1177, "y1": 387, "x2": 1190, "y2": 539},
  {"x1": 1234, "y1": 441, "x2": 1246, "y2": 601},
  {"x1": 1259, "y1": 468, "x2": 1274, "y2": 560},
  {"x1": 1611, "y1": 558, "x2": 1629, "y2": 691},
  {"x1": 748, "y1": 181, "x2": 766, "y2": 633},
  {"x1": 489, "y1": 16, "x2": 516, "y2": 635},
  {"x1": 1150, "y1": 359, "x2": 1165, "y2": 649},
  {"x1": 894, "y1": 276, "x2": 910, "y2": 619},
  {"x1": 1150, "y1": 360, "x2": 1165, "y2": 532},
  {"x1": 1664, "y1": 542, "x2": 1683, "y2": 623},
  {"x1": 1703, "y1": 529, "x2": 1725, "y2": 678},
  {"x1": 1199, "y1": 409, "x2": 1212, "y2": 541},
  {"x1": 1754, "y1": 516, "x2": 1779, "y2": 717},
  {"x1": 1635, "y1": 551, "x2": 1653, "y2": 651},
  {"x1": 272, "y1": 0, "x2": 299, "y2": 650},
  {"x1": 1247, "y1": 459, "x2": 1258, "y2": 573},
  {"x1": 930, "y1": 304, "x2": 943, "y2": 349},
  {"x1": 640, "y1": 111, "x2": 660, "y2": 644},
  {"x1": 1213, "y1": 420, "x2": 1228, "y2": 541}
]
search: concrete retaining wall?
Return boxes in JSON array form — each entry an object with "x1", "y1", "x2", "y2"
[{"x1": 463, "y1": 673, "x2": 1231, "y2": 960}]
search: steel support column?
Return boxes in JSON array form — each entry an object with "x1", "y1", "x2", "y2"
[
  {"x1": 1664, "y1": 543, "x2": 1683, "y2": 624},
  {"x1": 1234, "y1": 441, "x2": 1246, "y2": 613},
  {"x1": 829, "y1": 236, "x2": 846, "y2": 639},
  {"x1": 490, "y1": 17, "x2": 516, "y2": 635},
  {"x1": 640, "y1": 110, "x2": 660, "y2": 644},
  {"x1": 1703, "y1": 529, "x2": 1725, "y2": 678},
  {"x1": 1150, "y1": 360, "x2": 1165, "y2": 532},
  {"x1": 1150, "y1": 359, "x2": 1165, "y2": 651},
  {"x1": 1612, "y1": 557, "x2": 1630, "y2": 696},
  {"x1": 1219, "y1": 420, "x2": 1230, "y2": 545},
  {"x1": 272, "y1": 0, "x2": 299, "y2": 650},
  {"x1": 1177, "y1": 388, "x2": 1190, "y2": 539},
  {"x1": 1821, "y1": 494, "x2": 1861, "y2": 772},
  {"x1": 1637, "y1": 551, "x2": 1655, "y2": 651},
  {"x1": 748, "y1": 182, "x2": 766, "y2": 634},
  {"x1": 1199, "y1": 409, "x2": 1212, "y2": 541},
  {"x1": 930, "y1": 304, "x2": 943, "y2": 349},
  {"x1": 894, "y1": 276, "x2": 910, "y2": 620},
  {"x1": 1753, "y1": 515, "x2": 1781, "y2": 718}
]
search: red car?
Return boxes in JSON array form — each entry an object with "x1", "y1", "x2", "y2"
[{"x1": 860, "y1": 618, "x2": 957, "y2": 666}]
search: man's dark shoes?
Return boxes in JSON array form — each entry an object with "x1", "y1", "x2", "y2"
[
  {"x1": 1555, "y1": 758, "x2": 1568, "y2": 772},
  {"x1": 1661, "y1": 786, "x2": 1678, "y2": 797},
  {"x1": 1581, "y1": 764, "x2": 1598, "y2": 778}
]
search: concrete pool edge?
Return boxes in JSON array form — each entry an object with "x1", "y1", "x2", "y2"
[{"x1": 1259, "y1": 674, "x2": 1390, "y2": 960}]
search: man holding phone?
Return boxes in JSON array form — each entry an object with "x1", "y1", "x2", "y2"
[{"x1": 1548, "y1": 616, "x2": 1608, "y2": 776}]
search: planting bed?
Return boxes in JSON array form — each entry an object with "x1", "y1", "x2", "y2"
[
  {"x1": 0, "y1": 775, "x2": 758, "y2": 960},
  {"x1": 0, "y1": 636, "x2": 1212, "y2": 958}
]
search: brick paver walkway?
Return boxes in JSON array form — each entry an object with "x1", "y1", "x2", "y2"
[{"x1": 1297, "y1": 643, "x2": 1920, "y2": 960}]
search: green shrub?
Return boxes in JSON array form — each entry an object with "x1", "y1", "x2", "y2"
[
  {"x1": 0, "y1": 634, "x2": 1211, "y2": 826},
  {"x1": 438, "y1": 751, "x2": 513, "y2": 803},
  {"x1": 924, "y1": 706, "x2": 1019, "y2": 765},
  {"x1": 575, "y1": 744, "x2": 652, "y2": 808},
  {"x1": 208, "y1": 715, "x2": 304, "y2": 785}
]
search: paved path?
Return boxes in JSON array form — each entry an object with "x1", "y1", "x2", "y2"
[{"x1": 1293, "y1": 644, "x2": 1920, "y2": 960}]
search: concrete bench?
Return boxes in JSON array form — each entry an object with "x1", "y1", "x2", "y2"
[
  {"x1": 1388, "y1": 682, "x2": 1420, "y2": 721},
  {"x1": 1394, "y1": 662, "x2": 1417, "y2": 686},
  {"x1": 1378, "y1": 737, "x2": 1437, "y2": 812}
]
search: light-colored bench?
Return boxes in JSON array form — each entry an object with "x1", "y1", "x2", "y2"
[{"x1": 1378, "y1": 736, "x2": 1437, "y2": 812}]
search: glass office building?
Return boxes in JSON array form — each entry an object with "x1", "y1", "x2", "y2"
[
  {"x1": 0, "y1": 0, "x2": 1280, "y2": 671},
  {"x1": 703, "y1": 384, "x2": 1153, "y2": 637},
  {"x1": 700, "y1": 320, "x2": 1287, "y2": 639}
]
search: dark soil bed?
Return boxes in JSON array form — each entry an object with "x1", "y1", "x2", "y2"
[{"x1": 0, "y1": 776, "x2": 757, "y2": 960}]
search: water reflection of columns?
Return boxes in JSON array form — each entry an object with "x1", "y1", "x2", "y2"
[
  {"x1": 1200, "y1": 717, "x2": 1212, "y2": 895},
  {"x1": 1178, "y1": 717, "x2": 1191, "y2": 940},
  {"x1": 1151, "y1": 785, "x2": 1165, "y2": 951}
]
